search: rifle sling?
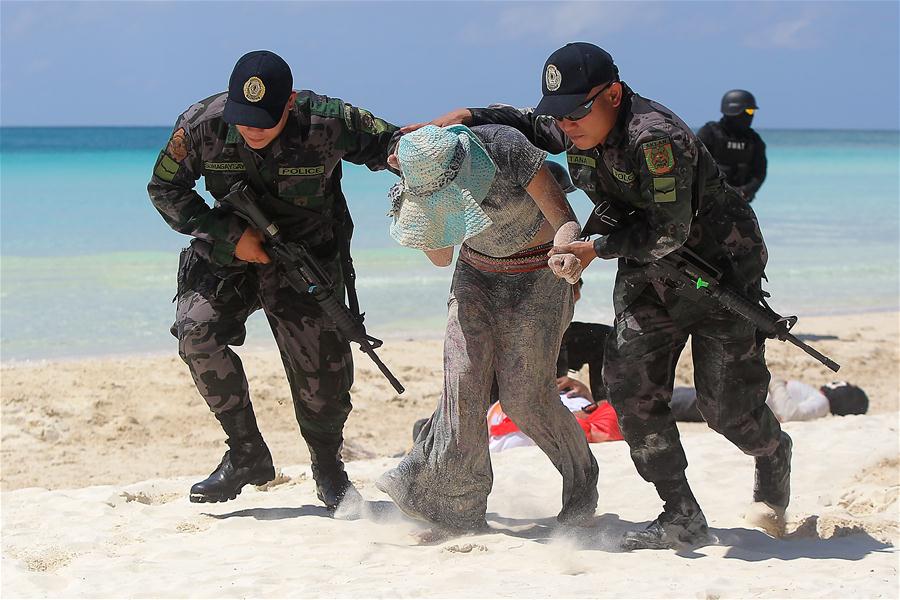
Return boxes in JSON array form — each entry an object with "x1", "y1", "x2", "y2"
[{"x1": 236, "y1": 144, "x2": 362, "y2": 318}]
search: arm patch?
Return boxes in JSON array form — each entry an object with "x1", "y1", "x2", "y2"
[
  {"x1": 652, "y1": 177, "x2": 677, "y2": 203},
  {"x1": 154, "y1": 151, "x2": 180, "y2": 182},
  {"x1": 641, "y1": 138, "x2": 675, "y2": 175},
  {"x1": 166, "y1": 128, "x2": 189, "y2": 161}
]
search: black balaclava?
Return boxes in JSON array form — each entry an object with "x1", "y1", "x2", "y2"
[{"x1": 722, "y1": 112, "x2": 754, "y2": 133}]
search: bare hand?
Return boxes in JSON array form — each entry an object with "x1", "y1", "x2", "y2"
[
  {"x1": 400, "y1": 108, "x2": 473, "y2": 134},
  {"x1": 548, "y1": 252, "x2": 582, "y2": 284},
  {"x1": 549, "y1": 241, "x2": 597, "y2": 271},
  {"x1": 557, "y1": 376, "x2": 593, "y2": 402},
  {"x1": 234, "y1": 227, "x2": 271, "y2": 264}
]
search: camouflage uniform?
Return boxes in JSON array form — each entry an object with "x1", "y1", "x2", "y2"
[
  {"x1": 470, "y1": 84, "x2": 784, "y2": 506},
  {"x1": 148, "y1": 91, "x2": 397, "y2": 491}
]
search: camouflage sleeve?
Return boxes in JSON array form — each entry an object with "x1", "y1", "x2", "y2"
[
  {"x1": 593, "y1": 125, "x2": 695, "y2": 262},
  {"x1": 736, "y1": 134, "x2": 767, "y2": 201},
  {"x1": 469, "y1": 105, "x2": 569, "y2": 155},
  {"x1": 337, "y1": 102, "x2": 401, "y2": 171},
  {"x1": 147, "y1": 115, "x2": 245, "y2": 266}
]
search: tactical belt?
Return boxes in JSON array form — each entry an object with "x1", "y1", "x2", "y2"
[{"x1": 459, "y1": 242, "x2": 552, "y2": 274}]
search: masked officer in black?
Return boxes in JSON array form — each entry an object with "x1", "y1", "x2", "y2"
[
  {"x1": 148, "y1": 51, "x2": 399, "y2": 510},
  {"x1": 697, "y1": 90, "x2": 767, "y2": 203},
  {"x1": 409, "y1": 43, "x2": 791, "y2": 550}
]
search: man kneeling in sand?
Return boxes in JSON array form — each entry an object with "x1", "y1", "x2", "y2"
[{"x1": 376, "y1": 124, "x2": 599, "y2": 533}]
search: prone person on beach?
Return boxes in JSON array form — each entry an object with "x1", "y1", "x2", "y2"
[
  {"x1": 375, "y1": 123, "x2": 600, "y2": 534},
  {"x1": 406, "y1": 42, "x2": 793, "y2": 549},
  {"x1": 147, "y1": 50, "x2": 399, "y2": 511},
  {"x1": 670, "y1": 380, "x2": 869, "y2": 423}
]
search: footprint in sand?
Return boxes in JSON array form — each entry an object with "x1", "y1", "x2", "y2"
[
  {"x1": 7, "y1": 546, "x2": 77, "y2": 572},
  {"x1": 117, "y1": 490, "x2": 180, "y2": 505},
  {"x1": 443, "y1": 543, "x2": 488, "y2": 554},
  {"x1": 175, "y1": 520, "x2": 209, "y2": 533}
]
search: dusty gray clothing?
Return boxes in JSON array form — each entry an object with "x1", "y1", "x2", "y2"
[
  {"x1": 464, "y1": 125, "x2": 548, "y2": 258},
  {"x1": 379, "y1": 261, "x2": 599, "y2": 531}
]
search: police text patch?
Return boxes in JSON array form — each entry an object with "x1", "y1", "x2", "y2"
[
  {"x1": 612, "y1": 167, "x2": 636, "y2": 184},
  {"x1": 652, "y1": 177, "x2": 677, "y2": 203},
  {"x1": 641, "y1": 139, "x2": 675, "y2": 175},
  {"x1": 279, "y1": 166, "x2": 325, "y2": 176}
]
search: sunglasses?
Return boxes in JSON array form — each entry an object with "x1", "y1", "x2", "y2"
[
  {"x1": 744, "y1": 108, "x2": 756, "y2": 116},
  {"x1": 556, "y1": 81, "x2": 614, "y2": 122}
]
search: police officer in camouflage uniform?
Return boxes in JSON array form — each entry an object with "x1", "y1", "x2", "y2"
[
  {"x1": 147, "y1": 50, "x2": 398, "y2": 509},
  {"x1": 698, "y1": 90, "x2": 767, "y2": 203},
  {"x1": 417, "y1": 43, "x2": 792, "y2": 549}
]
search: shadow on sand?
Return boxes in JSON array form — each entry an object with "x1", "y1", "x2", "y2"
[{"x1": 203, "y1": 503, "x2": 892, "y2": 562}]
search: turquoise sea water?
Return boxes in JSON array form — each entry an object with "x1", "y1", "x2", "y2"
[{"x1": 1, "y1": 127, "x2": 898, "y2": 361}]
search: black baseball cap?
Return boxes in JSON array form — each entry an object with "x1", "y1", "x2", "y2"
[
  {"x1": 535, "y1": 43, "x2": 619, "y2": 118},
  {"x1": 223, "y1": 50, "x2": 293, "y2": 129}
]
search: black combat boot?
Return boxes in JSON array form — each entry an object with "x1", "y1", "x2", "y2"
[
  {"x1": 308, "y1": 442, "x2": 361, "y2": 511},
  {"x1": 189, "y1": 404, "x2": 276, "y2": 503},
  {"x1": 621, "y1": 478, "x2": 713, "y2": 551},
  {"x1": 753, "y1": 431, "x2": 793, "y2": 510}
]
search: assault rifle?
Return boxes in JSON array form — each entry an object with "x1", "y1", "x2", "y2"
[
  {"x1": 654, "y1": 248, "x2": 840, "y2": 373},
  {"x1": 224, "y1": 187, "x2": 405, "y2": 394}
]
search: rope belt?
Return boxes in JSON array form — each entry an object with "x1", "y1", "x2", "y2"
[{"x1": 459, "y1": 242, "x2": 552, "y2": 274}]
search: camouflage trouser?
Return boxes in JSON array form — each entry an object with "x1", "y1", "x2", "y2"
[
  {"x1": 603, "y1": 284, "x2": 781, "y2": 485},
  {"x1": 171, "y1": 245, "x2": 353, "y2": 450},
  {"x1": 385, "y1": 261, "x2": 599, "y2": 531}
]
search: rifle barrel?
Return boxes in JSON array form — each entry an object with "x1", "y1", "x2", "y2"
[{"x1": 784, "y1": 333, "x2": 841, "y2": 373}]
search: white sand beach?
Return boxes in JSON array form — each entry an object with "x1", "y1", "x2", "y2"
[{"x1": 2, "y1": 311, "x2": 898, "y2": 598}]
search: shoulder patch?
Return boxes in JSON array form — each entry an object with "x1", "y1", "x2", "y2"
[
  {"x1": 567, "y1": 154, "x2": 596, "y2": 168},
  {"x1": 166, "y1": 128, "x2": 189, "y2": 162},
  {"x1": 652, "y1": 177, "x2": 677, "y2": 203},
  {"x1": 154, "y1": 151, "x2": 180, "y2": 182},
  {"x1": 641, "y1": 139, "x2": 674, "y2": 175}
]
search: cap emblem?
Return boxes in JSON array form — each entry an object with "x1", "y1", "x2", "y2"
[
  {"x1": 243, "y1": 76, "x2": 266, "y2": 103},
  {"x1": 546, "y1": 65, "x2": 562, "y2": 92}
]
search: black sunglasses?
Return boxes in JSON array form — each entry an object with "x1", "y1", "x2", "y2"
[{"x1": 557, "y1": 81, "x2": 614, "y2": 122}]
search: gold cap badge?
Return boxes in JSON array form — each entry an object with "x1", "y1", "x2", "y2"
[
  {"x1": 546, "y1": 65, "x2": 562, "y2": 92},
  {"x1": 243, "y1": 76, "x2": 266, "y2": 102}
]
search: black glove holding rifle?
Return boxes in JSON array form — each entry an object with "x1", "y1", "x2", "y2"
[
  {"x1": 553, "y1": 198, "x2": 840, "y2": 373},
  {"x1": 222, "y1": 183, "x2": 406, "y2": 394}
]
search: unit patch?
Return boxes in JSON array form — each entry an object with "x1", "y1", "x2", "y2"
[
  {"x1": 612, "y1": 167, "x2": 635, "y2": 184},
  {"x1": 203, "y1": 161, "x2": 246, "y2": 172},
  {"x1": 279, "y1": 166, "x2": 325, "y2": 176},
  {"x1": 154, "y1": 152, "x2": 180, "y2": 182},
  {"x1": 166, "y1": 128, "x2": 189, "y2": 162},
  {"x1": 652, "y1": 177, "x2": 677, "y2": 203},
  {"x1": 641, "y1": 139, "x2": 675, "y2": 175},
  {"x1": 567, "y1": 154, "x2": 597, "y2": 168}
]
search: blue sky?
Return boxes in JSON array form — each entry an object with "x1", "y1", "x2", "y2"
[{"x1": 2, "y1": 1, "x2": 898, "y2": 129}]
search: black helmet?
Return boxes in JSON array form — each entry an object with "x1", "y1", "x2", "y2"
[
  {"x1": 721, "y1": 89, "x2": 758, "y2": 116},
  {"x1": 545, "y1": 160, "x2": 577, "y2": 193}
]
